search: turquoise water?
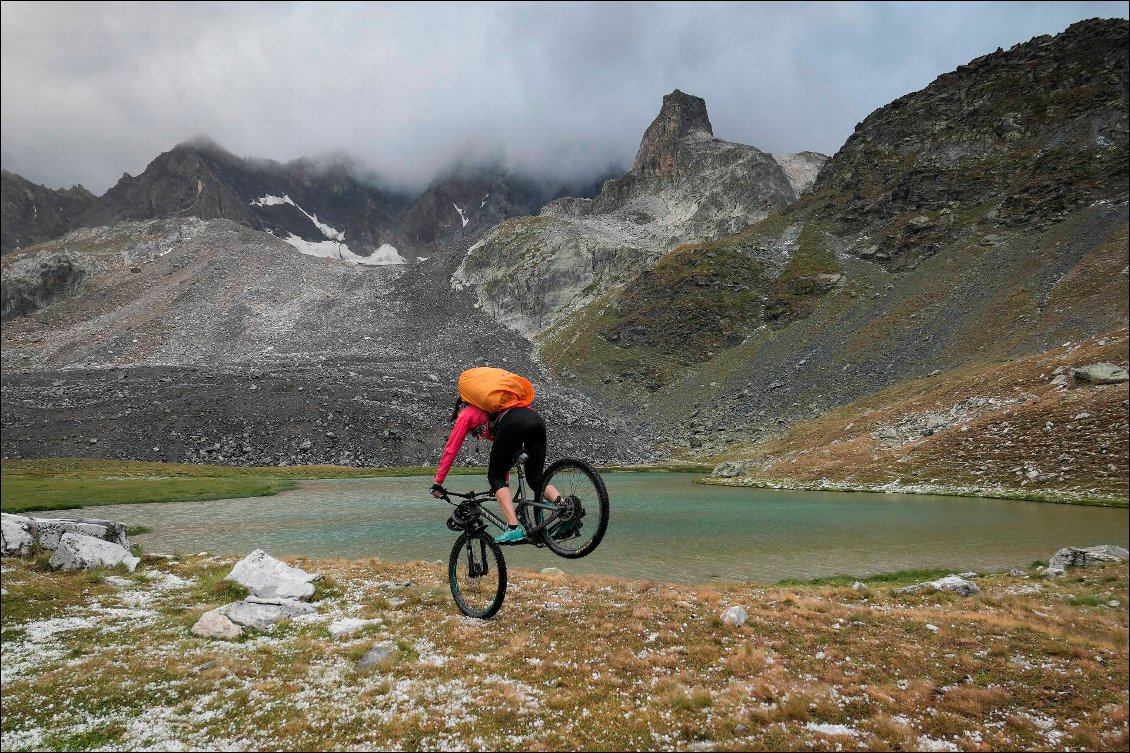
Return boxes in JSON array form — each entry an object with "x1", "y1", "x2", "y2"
[{"x1": 54, "y1": 473, "x2": 1129, "y2": 583}]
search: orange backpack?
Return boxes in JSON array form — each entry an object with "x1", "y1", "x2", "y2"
[{"x1": 458, "y1": 367, "x2": 535, "y2": 413}]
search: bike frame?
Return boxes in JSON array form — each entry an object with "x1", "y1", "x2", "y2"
[{"x1": 439, "y1": 455, "x2": 563, "y2": 538}]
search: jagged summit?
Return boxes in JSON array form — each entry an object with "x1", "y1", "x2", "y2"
[{"x1": 631, "y1": 89, "x2": 714, "y2": 177}]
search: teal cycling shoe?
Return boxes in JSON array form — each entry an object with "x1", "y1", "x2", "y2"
[{"x1": 494, "y1": 527, "x2": 527, "y2": 545}]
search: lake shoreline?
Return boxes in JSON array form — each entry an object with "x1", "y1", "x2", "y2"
[{"x1": 700, "y1": 474, "x2": 1130, "y2": 508}]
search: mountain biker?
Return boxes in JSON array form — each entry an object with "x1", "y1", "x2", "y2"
[{"x1": 431, "y1": 397, "x2": 561, "y2": 545}]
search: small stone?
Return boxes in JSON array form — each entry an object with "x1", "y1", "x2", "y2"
[
  {"x1": 721, "y1": 605, "x2": 748, "y2": 627},
  {"x1": 1108, "y1": 600, "x2": 1121, "y2": 608},
  {"x1": 328, "y1": 617, "x2": 382, "y2": 638},
  {"x1": 925, "y1": 624, "x2": 939, "y2": 633},
  {"x1": 192, "y1": 610, "x2": 243, "y2": 640},
  {"x1": 1009, "y1": 568, "x2": 1027, "y2": 577},
  {"x1": 386, "y1": 597, "x2": 406, "y2": 609},
  {"x1": 356, "y1": 642, "x2": 397, "y2": 670},
  {"x1": 958, "y1": 572, "x2": 977, "y2": 579},
  {"x1": 540, "y1": 567, "x2": 565, "y2": 576},
  {"x1": 851, "y1": 581, "x2": 867, "y2": 591},
  {"x1": 105, "y1": 575, "x2": 134, "y2": 587}
]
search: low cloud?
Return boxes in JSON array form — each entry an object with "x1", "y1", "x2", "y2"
[{"x1": 2, "y1": 1, "x2": 1125, "y2": 194}]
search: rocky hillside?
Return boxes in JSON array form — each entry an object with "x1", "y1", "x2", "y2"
[
  {"x1": 708, "y1": 331, "x2": 1129, "y2": 503},
  {"x1": 533, "y1": 18, "x2": 1129, "y2": 489},
  {"x1": 451, "y1": 90, "x2": 827, "y2": 336},
  {"x1": 1, "y1": 170, "x2": 96, "y2": 253},
  {"x1": 0, "y1": 219, "x2": 651, "y2": 466}
]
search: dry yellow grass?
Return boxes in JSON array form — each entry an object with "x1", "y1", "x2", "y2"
[{"x1": 0, "y1": 554, "x2": 1126, "y2": 751}]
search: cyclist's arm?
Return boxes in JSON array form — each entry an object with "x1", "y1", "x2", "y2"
[{"x1": 434, "y1": 406, "x2": 485, "y2": 485}]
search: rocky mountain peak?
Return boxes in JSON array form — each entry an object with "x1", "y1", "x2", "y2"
[{"x1": 630, "y1": 89, "x2": 714, "y2": 177}]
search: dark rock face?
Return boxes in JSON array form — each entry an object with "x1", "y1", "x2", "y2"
[
  {"x1": 1, "y1": 250, "x2": 97, "y2": 321},
  {"x1": 399, "y1": 165, "x2": 608, "y2": 252},
  {"x1": 1, "y1": 170, "x2": 97, "y2": 253},
  {"x1": 803, "y1": 18, "x2": 1129, "y2": 269},
  {"x1": 630, "y1": 89, "x2": 714, "y2": 178}
]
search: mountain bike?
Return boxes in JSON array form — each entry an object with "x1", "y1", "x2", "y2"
[{"x1": 435, "y1": 454, "x2": 610, "y2": 619}]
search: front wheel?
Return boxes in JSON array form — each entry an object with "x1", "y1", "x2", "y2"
[
  {"x1": 530, "y1": 458, "x2": 610, "y2": 559},
  {"x1": 448, "y1": 530, "x2": 507, "y2": 619}
]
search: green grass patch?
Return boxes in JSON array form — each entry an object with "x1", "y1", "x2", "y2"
[
  {"x1": 0, "y1": 459, "x2": 490, "y2": 513},
  {"x1": 0, "y1": 475, "x2": 294, "y2": 513},
  {"x1": 777, "y1": 568, "x2": 957, "y2": 587}
]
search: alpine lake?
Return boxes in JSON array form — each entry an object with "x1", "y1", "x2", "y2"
[{"x1": 40, "y1": 473, "x2": 1128, "y2": 583}]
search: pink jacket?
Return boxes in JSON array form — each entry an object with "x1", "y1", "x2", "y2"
[{"x1": 434, "y1": 405, "x2": 493, "y2": 485}]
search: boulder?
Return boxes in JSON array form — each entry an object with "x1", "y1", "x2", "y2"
[
  {"x1": 894, "y1": 575, "x2": 979, "y2": 597},
  {"x1": 48, "y1": 532, "x2": 139, "y2": 572},
  {"x1": 721, "y1": 605, "x2": 748, "y2": 627},
  {"x1": 220, "y1": 596, "x2": 317, "y2": 630},
  {"x1": 1048, "y1": 544, "x2": 1129, "y2": 572},
  {"x1": 1071, "y1": 363, "x2": 1129, "y2": 385},
  {"x1": 31, "y1": 518, "x2": 128, "y2": 550},
  {"x1": 192, "y1": 609, "x2": 243, "y2": 640},
  {"x1": 224, "y1": 549, "x2": 320, "y2": 600},
  {"x1": 71, "y1": 518, "x2": 129, "y2": 547},
  {"x1": 1, "y1": 513, "x2": 35, "y2": 556},
  {"x1": 711, "y1": 461, "x2": 745, "y2": 478}
]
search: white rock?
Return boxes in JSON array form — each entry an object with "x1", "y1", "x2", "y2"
[
  {"x1": 1, "y1": 513, "x2": 35, "y2": 556},
  {"x1": 721, "y1": 605, "x2": 748, "y2": 627},
  {"x1": 895, "y1": 575, "x2": 980, "y2": 596},
  {"x1": 1048, "y1": 545, "x2": 1129, "y2": 572},
  {"x1": 851, "y1": 581, "x2": 867, "y2": 591},
  {"x1": 220, "y1": 597, "x2": 317, "y2": 629},
  {"x1": 48, "y1": 532, "x2": 139, "y2": 572},
  {"x1": 540, "y1": 567, "x2": 565, "y2": 576},
  {"x1": 105, "y1": 575, "x2": 135, "y2": 587},
  {"x1": 31, "y1": 519, "x2": 119, "y2": 550},
  {"x1": 192, "y1": 609, "x2": 243, "y2": 640},
  {"x1": 224, "y1": 549, "x2": 319, "y2": 600},
  {"x1": 1044, "y1": 567, "x2": 1067, "y2": 578},
  {"x1": 328, "y1": 617, "x2": 381, "y2": 638}
]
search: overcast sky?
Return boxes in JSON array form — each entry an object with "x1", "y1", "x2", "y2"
[{"x1": 2, "y1": 1, "x2": 1126, "y2": 194}]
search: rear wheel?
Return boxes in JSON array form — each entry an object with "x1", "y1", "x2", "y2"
[
  {"x1": 529, "y1": 458, "x2": 609, "y2": 559},
  {"x1": 448, "y1": 530, "x2": 507, "y2": 619}
]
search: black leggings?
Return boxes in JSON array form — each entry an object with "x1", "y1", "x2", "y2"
[{"x1": 487, "y1": 407, "x2": 546, "y2": 496}]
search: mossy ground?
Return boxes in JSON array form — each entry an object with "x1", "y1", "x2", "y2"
[{"x1": 1, "y1": 555, "x2": 1126, "y2": 751}]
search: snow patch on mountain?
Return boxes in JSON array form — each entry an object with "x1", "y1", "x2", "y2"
[
  {"x1": 252, "y1": 194, "x2": 344, "y2": 241},
  {"x1": 252, "y1": 194, "x2": 400, "y2": 265},
  {"x1": 454, "y1": 204, "x2": 469, "y2": 227},
  {"x1": 281, "y1": 235, "x2": 404, "y2": 266}
]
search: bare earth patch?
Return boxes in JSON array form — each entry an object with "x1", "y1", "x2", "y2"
[{"x1": 1, "y1": 553, "x2": 1127, "y2": 751}]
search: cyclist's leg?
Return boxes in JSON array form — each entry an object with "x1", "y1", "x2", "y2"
[
  {"x1": 521, "y1": 410, "x2": 550, "y2": 499},
  {"x1": 516, "y1": 411, "x2": 560, "y2": 502},
  {"x1": 488, "y1": 426, "x2": 522, "y2": 526}
]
